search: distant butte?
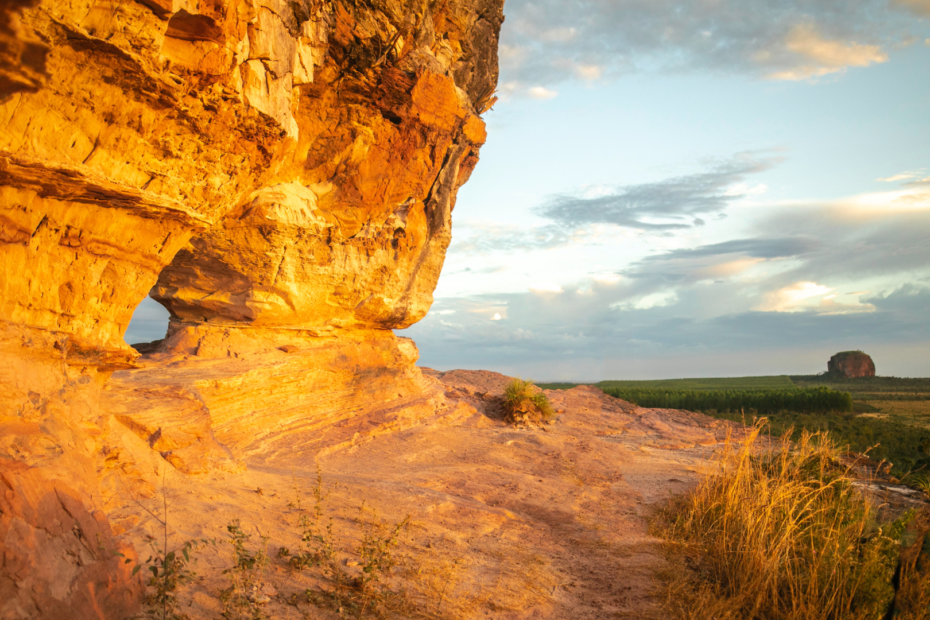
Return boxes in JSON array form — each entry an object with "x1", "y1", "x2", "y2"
[{"x1": 828, "y1": 351, "x2": 876, "y2": 378}]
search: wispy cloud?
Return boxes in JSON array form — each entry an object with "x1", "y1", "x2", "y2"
[
  {"x1": 527, "y1": 86, "x2": 558, "y2": 99},
  {"x1": 536, "y1": 152, "x2": 780, "y2": 230},
  {"x1": 500, "y1": 0, "x2": 926, "y2": 91},
  {"x1": 768, "y1": 24, "x2": 888, "y2": 80},
  {"x1": 878, "y1": 172, "x2": 921, "y2": 182},
  {"x1": 449, "y1": 222, "x2": 597, "y2": 253}
]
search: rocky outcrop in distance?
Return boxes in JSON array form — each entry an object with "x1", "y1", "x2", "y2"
[
  {"x1": 828, "y1": 351, "x2": 876, "y2": 379},
  {"x1": 0, "y1": 0, "x2": 502, "y2": 615}
]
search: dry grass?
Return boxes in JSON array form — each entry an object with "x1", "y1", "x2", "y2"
[
  {"x1": 502, "y1": 378, "x2": 555, "y2": 426},
  {"x1": 652, "y1": 423, "x2": 929, "y2": 620},
  {"x1": 869, "y1": 400, "x2": 930, "y2": 427}
]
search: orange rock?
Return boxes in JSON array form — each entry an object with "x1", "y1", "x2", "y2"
[
  {"x1": 463, "y1": 114, "x2": 488, "y2": 145},
  {"x1": 0, "y1": 0, "x2": 504, "y2": 615}
]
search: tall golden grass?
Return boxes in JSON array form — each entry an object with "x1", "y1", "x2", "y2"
[{"x1": 654, "y1": 423, "x2": 928, "y2": 620}]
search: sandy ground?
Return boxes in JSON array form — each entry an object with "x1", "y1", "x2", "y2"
[{"x1": 107, "y1": 369, "x2": 743, "y2": 619}]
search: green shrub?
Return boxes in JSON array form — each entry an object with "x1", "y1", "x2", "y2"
[{"x1": 503, "y1": 378, "x2": 555, "y2": 426}]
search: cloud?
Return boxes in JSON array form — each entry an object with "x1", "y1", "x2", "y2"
[
  {"x1": 527, "y1": 86, "x2": 558, "y2": 99},
  {"x1": 450, "y1": 222, "x2": 597, "y2": 254},
  {"x1": 639, "y1": 237, "x2": 819, "y2": 262},
  {"x1": 878, "y1": 172, "x2": 920, "y2": 182},
  {"x1": 530, "y1": 282, "x2": 563, "y2": 293},
  {"x1": 402, "y1": 282, "x2": 930, "y2": 378},
  {"x1": 895, "y1": 0, "x2": 930, "y2": 16},
  {"x1": 536, "y1": 152, "x2": 780, "y2": 230},
  {"x1": 755, "y1": 281, "x2": 835, "y2": 312},
  {"x1": 446, "y1": 153, "x2": 782, "y2": 260},
  {"x1": 768, "y1": 24, "x2": 888, "y2": 80},
  {"x1": 405, "y1": 193, "x2": 930, "y2": 377},
  {"x1": 500, "y1": 0, "x2": 924, "y2": 90},
  {"x1": 611, "y1": 289, "x2": 678, "y2": 311}
]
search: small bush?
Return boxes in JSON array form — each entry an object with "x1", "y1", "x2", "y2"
[
  {"x1": 502, "y1": 378, "x2": 555, "y2": 426},
  {"x1": 278, "y1": 468, "x2": 335, "y2": 572},
  {"x1": 220, "y1": 520, "x2": 270, "y2": 620},
  {"x1": 281, "y1": 470, "x2": 413, "y2": 619},
  {"x1": 653, "y1": 423, "x2": 929, "y2": 620},
  {"x1": 138, "y1": 538, "x2": 200, "y2": 620}
]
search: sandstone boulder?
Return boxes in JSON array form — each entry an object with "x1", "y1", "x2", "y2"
[{"x1": 828, "y1": 350, "x2": 876, "y2": 379}]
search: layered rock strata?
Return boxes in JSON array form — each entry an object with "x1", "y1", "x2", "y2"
[{"x1": 0, "y1": 0, "x2": 502, "y2": 616}]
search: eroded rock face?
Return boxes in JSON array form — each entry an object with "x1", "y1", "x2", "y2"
[
  {"x1": 0, "y1": 0, "x2": 502, "y2": 615},
  {"x1": 828, "y1": 351, "x2": 876, "y2": 379},
  {"x1": 0, "y1": 459, "x2": 143, "y2": 620}
]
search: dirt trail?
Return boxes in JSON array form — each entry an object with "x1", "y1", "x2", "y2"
[{"x1": 108, "y1": 370, "x2": 741, "y2": 619}]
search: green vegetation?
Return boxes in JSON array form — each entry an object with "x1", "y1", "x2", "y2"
[
  {"x1": 132, "y1": 469, "x2": 456, "y2": 620},
  {"x1": 710, "y1": 409, "x2": 930, "y2": 477},
  {"x1": 536, "y1": 382, "x2": 580, "y2": 390},
  {"x1": 539, "y1": 373, "x2": 930, "y2": 479},
  {"x1": 220, "y1": 520, "x2": 270, "y2": 620},
  {"x1": 541, "y1": 375, "x2": 796, "y2": 391},
  {"x1": 600, "y1": 386, "x2": 852, "y2": 415},
  {"x1": 502, "y1": 378, "x2": 555, "y2": 425},
  {"x1": 653, "y1": 425, "x2": 930, "y2": 620},
  {"x1": 792, "y1": 374, "x2": 930, "y2": 395},
  {"x1": 599, "y1": 375, "x2": 797, "y2": 390},
  {"x1": 137, "y1": 538, "x2": 202, "y2": 620}
]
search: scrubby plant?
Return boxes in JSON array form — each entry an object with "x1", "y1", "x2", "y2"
[
  {"x1": 653, "y1": 423, "x2": 929, "y2": 620},
  {"x1": 278, "y1": 467, "x2": 336, "y2": 572},
  {"x1": 136, "y1": 538, "x2": 201, "y2": 620},
  {"x1": 220, "y1": 520, "x2": 270, "y2": 620},
  {"x1": 122, "y1": 468, "x2": 206, "y2": 620},
  {"x1": 279, "y1": 468, "x2": 415, "y2": 619},
  {"x1": 355, "y1": 503, "x2": 410, "y2": 616},
  {"x1": 502, "y1": 378, "x2": 555, "y2": 426}
]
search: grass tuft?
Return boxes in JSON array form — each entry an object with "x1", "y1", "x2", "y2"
[
  {"x1": 502, "y1": 378, "x2": 555, "y2": 426},
  {"x1": 653, "y1": 422, "x2": 929, "y2": 620}
]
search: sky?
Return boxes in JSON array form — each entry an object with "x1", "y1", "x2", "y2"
[{"x1": 127, "y1": 0, "x2": 930, "y2": 380}]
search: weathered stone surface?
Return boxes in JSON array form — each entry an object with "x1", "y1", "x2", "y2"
[
  {"x1": 103, "y1": 327, "x2": 449, "y2": 469},
  {"x1": 828, "y1": 350, "x2": 876, "y2": 378},
  {"x1": 102, "y1": 370, "x2": 742, "y2": 619},
  {"x1": 0, "y1": 458, "x2": 143, "y2": 620},
  {"x1": 0, "y1": 0, "x2": 503, "y2": 615}
]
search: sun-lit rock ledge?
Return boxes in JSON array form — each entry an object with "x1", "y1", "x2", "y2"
[{"x1": 102, "y1": 327, "x2": 453, "y2": 473}]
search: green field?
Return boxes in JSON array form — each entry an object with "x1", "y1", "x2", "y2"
[
  {"x1": 598, "y1": 386, "x2": 853, "y2": 415},
  {"x1": 539, "y1": 375, "x2": 796, "y2": 391},
  {"x1": 540, "y1": 374, "x2": 930, "y2": 478}
]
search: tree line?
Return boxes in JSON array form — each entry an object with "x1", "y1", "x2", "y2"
[{"x1": 600, "y1": 386, "x2": 853, "y2": 414}]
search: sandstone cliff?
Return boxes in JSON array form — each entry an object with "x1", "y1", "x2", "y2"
[
  {"x1": 0, "y1": 0, "x2": 501, "y2": 615},
  {"x1": 828, "y1": 350, "x2": 876, "y2": 379}
]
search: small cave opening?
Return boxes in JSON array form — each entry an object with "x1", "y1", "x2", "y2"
[{"x1": 124, "y1": 296, "x2": 170, "y2": 352}]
